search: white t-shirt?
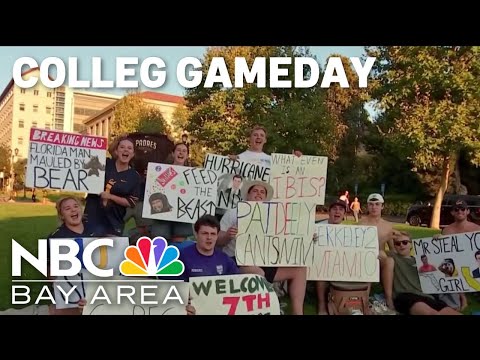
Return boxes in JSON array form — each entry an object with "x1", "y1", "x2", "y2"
[
  {"x1": 238, "y1": 150, "x2": 271, "y2": 168},
  {"x1": 220, "y1": 208, "x2": 238, "y2": 258}
]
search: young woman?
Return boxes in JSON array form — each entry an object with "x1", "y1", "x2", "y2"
[
  {"x1": 47, "y1": 196, "x2": 99, "y2": 315},
  {"x1": 151, "y1": 143, "x2": 195, "y2": 249},
  {"x1": 84, "y1": 136, "x2": 141, "y2": 236}
]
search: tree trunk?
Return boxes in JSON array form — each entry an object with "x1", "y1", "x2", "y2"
[
  {"x1": 430, "y1": 155, "x2": 454, "y2": 229},
  {"x1": 454, "y1": 153, "x2": 462, "y2": 193}
]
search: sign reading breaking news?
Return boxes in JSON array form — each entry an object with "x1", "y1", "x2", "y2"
[
  {"x1": 142, "y1": 163, "x2": 217, "y2": 224},
  {"x1": 413, "y1": 232, "x2": 480, "y2": 294},
  {"x1": 189, "y1": 274, "x2": 280, "y2": 315},
  {"x1": 26, "y1": 128, "x2": 107, "y2": 194}
]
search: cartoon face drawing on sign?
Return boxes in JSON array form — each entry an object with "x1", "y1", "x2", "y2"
[
  {"x1": 83, "y1": 155, "x2": 106, "y2": 177},
  {"x1": 438, "y1": 258, "x2": 458, "y2": 277},
  {"x1": 149, "y1": 193, "x2": 173, "y2": 214}
]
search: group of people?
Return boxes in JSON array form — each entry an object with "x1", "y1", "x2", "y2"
[{"x1": 45, "y1": 125, "x2": 475, "y2": 315}]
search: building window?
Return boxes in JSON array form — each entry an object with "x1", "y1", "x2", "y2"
[
  {"x1": 34, "y1": 90, "x2": 39, "y2": 96},
  {"x1": 32, "y1": 121, "x2": 37, "y2": 128},
  {"x1": 47, "y1": 92, "x2": 52, "y2": 97},
  {"x1": 18, "y1": 137, "x2": 23, "y2": 145},
  {"x1": 33, "y1": 105, "x2": 38, "y2": 112},
  {"x1": 19, "y1": 103, "x2": 25, "y2": 111},
  {"x1": 46, "y1": 107, "x2": 51, "y2": 114},
  {"x1": 20, "y1": 89, "x2": 26, "y2": 94},
  {"x1": 19, "y1": 120, "x2": 24, "y2": 128},
  {"x1": 45, "y1": 122, "x2": 51, "y2": 129}
]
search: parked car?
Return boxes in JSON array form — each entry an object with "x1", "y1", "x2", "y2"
[{"x1": 406, "y1": 194, "x2": 480, "y2": 227}]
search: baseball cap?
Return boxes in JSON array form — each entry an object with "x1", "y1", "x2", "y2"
[
  {"x1": 454, "y1": 199, "x2": 468, "y2": 209},
  {"x1": 367, "y1": 193, "x2": 384, "y2": 203},
  {"x1": 329, "y1": 199, "x2": 347, "y2": 210}
]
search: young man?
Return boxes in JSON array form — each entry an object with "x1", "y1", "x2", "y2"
[
  {"x1": 436, "y1": 199, "x2": 480, "y2": 311},
  {"x1": 179, "y1": 215, "x2": 239, "y2": 281},
  {"x1": 359, "y1": 193, "x2": 396, "y2": 253},
  {"x1": 218, "y1": 180, "x2": 307, "y2": 315},
  {"x1": 315, "y1": 199, "x2": 347, "y2": 314},
  {"x1": 230, "y1": 125, "x2": 303, "y2": 167},
  {"x1": 380, "y1": 232, "x2": 461, "y2": 315}
]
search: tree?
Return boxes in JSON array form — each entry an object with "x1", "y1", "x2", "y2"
[
  {"x1": 184, "y1": 46, "x2": 338, "y2": 159},
  {"x1": 137, "y1": 107, "x2": 171, "y2": 135},
  {"x1": 367, "y1": 46, "x2": 480, "y2": 228},
  {"x1": 110, "y1": 92, "x2": 171, "y2": 141},
  {"x1": 0, "y1": 144, "x2": 11, "y2": 174}
]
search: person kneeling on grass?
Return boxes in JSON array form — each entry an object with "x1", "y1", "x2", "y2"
[
  {"x1": 380, "y1": 231, "x2": 462, "y2": 315},
  {"x1": 47, "y1": 196, "x2": 102, "y2": 315}
]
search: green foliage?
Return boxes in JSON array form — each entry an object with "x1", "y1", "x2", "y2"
[
  {"x1": 366, "y1": 46, "x2": 480, "y2": 227},
  {"x1": 0, "y1": 144, "x2": 10, "y2": 173},
  {"x1": 183, "y1": 46, "x2": 339, "y2": 158},
  {"x1": 137, "y1": 106, "x2": 171, "y2": 135},
  {"x1": 367, "y1": 46, "x2": 480, "y2": 169},
  {"x1": 111, "y1": 92, "x2": 171, "y2": 140}
]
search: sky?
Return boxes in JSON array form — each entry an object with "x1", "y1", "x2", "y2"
[{"x1": 0, "y1": 46, "x2": 366, "y2": 97}]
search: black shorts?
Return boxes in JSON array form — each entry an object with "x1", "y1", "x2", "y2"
[
  {"x1": 394, "y1": 293, "x2": 448, "y2": 314},
  {"x1": 231, "y1": 257, "x2": 278, "y2": 283},
  {"x1": 261, "y1": 266, "x2": 278, "y2": 283}
]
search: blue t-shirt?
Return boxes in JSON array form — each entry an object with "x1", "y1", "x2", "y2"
[
  {"x1": 178, "y1": 245, "x2": 239, "y2": 281},
  {"x1": 84, "y1": 158, "x2": 141, "y2": 236}
]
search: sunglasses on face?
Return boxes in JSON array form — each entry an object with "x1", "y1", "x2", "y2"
[
  {"x1": 394, "y1": 240, "x2": 410, "y2": 246},
  {"x1": 453, "y1": 207, "x2": 467, "y2": 212}
]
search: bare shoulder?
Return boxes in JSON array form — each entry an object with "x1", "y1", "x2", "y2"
[
  {"x1": 467, "y1": 222, "x2": 480, "y2": 232},
  {"x1": 442, "y1": 225, "x2": 455, "y2": 235}
]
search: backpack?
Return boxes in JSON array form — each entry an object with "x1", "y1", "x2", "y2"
[{"x1": 327, "y1": 282, "x2": 371, "y2": 315}]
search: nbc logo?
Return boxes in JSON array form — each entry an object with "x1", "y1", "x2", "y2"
[{"x1": 120, "y1": 236, "x2": 184, "y2": 277}]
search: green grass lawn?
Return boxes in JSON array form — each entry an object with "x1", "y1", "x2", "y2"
[{"x1": 1, "y1": 203, "x2": 478, "y2": 314}]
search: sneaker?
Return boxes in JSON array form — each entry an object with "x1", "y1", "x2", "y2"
[
  {"x1": 350, "y1": 309, "x2": 363, "y2": 315},
  {"x1": 370, "y1": 300, "x2": 396, "y2": 315}
]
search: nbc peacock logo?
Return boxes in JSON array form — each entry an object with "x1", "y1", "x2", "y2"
[{"x1": 120, "y1": 236, "x2": 185, "y2": 276}]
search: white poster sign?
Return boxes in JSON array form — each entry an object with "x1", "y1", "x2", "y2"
[
  {"x1": 83, "y1": 278, "x2": 189, "y2": 315},
  {"x1": 413, "y1": 232, "x2": 480, "y2": 294},
  {"x1": 203, "y1": 153, "x2": 270, "y2": 210},
  {"x1": 190, "y1": 274, "x2": 280, "y2": 315},
  {"x1": 142, "y1": 163, "x2": 217, "y2": 223},
  {"x1": 270, "y1": 153, "x2": 328, "y2": 205},
  {"x1": 307, "y1": 224, "x2": 379, "y2": 282},
  {"x1": 26, "y1": 128, "x2": 107, "y2": 194}
]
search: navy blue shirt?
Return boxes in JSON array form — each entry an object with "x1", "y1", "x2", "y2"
[
  {"x1": 46, "y1": 222, "x2": 99, "y2": 263},
  {"x1": 178, "y1": 245, "x2": 239, "y2": 281},
  {"x1": 84, "y1": 158, "x2": 141, "y2": 236}
]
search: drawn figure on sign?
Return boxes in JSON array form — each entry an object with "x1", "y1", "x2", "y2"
[
  {"x1": 472, "y1": 250, "x2": 480, "y2": 278},
  {"x1": 149, "y1": 192, "x2": 173, "y2": 214},
  {"x1": 438, "y1": 258, "x2": 458, "y2": 277},
  {"x1": 419, "y1": 272, "x2": 441, "y2": 291},
  {"x1": 83, "y1": 155, "x2": 106, "y2": 176},
  {"x1": 218, "y1": 174, "x2": 243, "y2": 208},
  {"x1": 418, "y1": 255, "x2": 437, "y2": 273}
]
